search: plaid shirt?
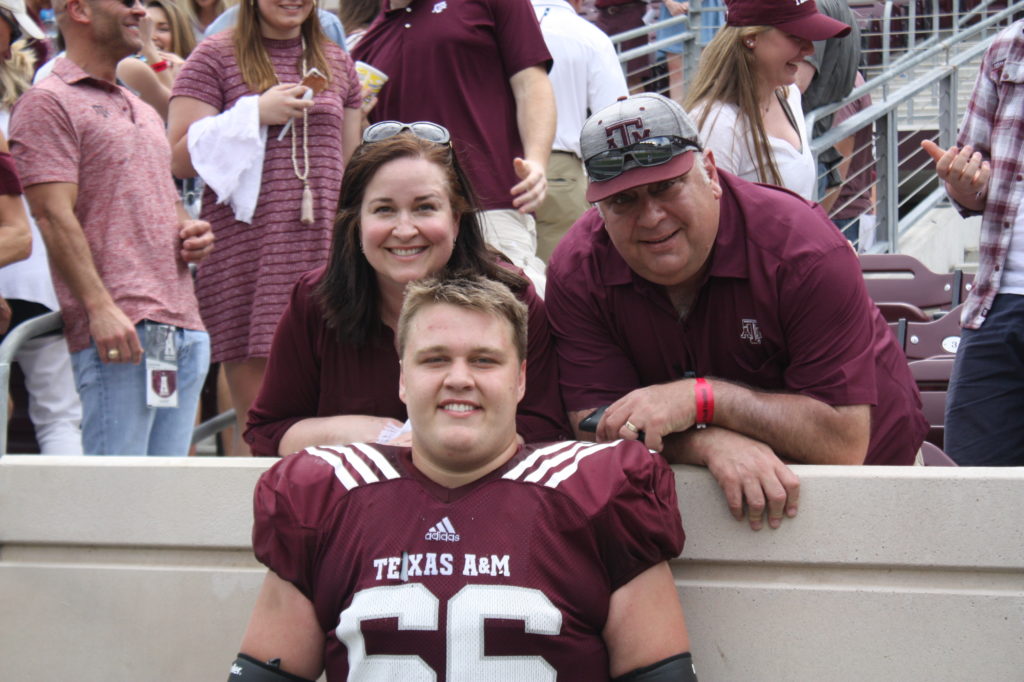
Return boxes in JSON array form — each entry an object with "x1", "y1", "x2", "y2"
[{"x1": 954, "y1": 20, "x2": 1024, "y2": 329}]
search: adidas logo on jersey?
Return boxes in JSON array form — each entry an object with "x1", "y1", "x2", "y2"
[{"x1": 425, "y1": 516, "x2": 460, "y2": 542}]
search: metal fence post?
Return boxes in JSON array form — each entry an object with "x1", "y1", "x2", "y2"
[
  {"x1": 939, "y1": 69, "x2": 957, "y2": 149},
  {"x1": 877, "y1": 109, "x2": 900, "y2": 252}
]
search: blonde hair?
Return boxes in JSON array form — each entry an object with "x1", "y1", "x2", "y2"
[
  {"x1": 147, "y1": 0, "x2": 197, "y2": 58},
  {"x1": 0, "y1": 39, "x2": 36, "y2": 110},
  {"x1": 683, "y1": 25, "x2": 785, "y2": 187},
  {"x1": 397, "y1": 275, "x2": 528, "y2": 362},
  {"x1": 186, "y1": 0, "x2": 229, "y2": 27},
  {"x1": 233, "y1": 0, "x2": 331, "y2": 93}
]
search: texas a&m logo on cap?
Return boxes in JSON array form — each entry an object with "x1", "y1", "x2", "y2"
[{"x1": 604, "y1": 119, "x2": 650, "y2": 150}]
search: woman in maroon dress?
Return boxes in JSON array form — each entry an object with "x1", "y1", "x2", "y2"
[{"x1": 167, "y1": 0, "x2": 362, "y2": 454}]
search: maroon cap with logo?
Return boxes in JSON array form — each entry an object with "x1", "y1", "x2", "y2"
[{"x1": 725, "y1": 0, "x2": 851, "y2": 41}]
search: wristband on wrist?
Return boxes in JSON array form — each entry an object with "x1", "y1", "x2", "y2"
[
  {"x1": 150, "y1": 60, "x2": 170, "y2": 72},
  {"x1": 694, "y1": 378, "x2": 714, "y2": 429}
]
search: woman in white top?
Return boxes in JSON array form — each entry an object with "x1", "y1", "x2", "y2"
[{"x1": 683, "y1": 0, "x2": 850, "y2": 200}]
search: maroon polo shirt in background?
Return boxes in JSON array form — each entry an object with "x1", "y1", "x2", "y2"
[
  {"x1": 352, "y1": 0, "x2": 551, "y2": 211},
  {"x1": 245, "y1": 266, "x2": 572, "y2": 456},
  {"x1": 0, "y1": 153, "x2": 23, "y2": 195},
  {"x1": 546, "y1": 171, "x2": 927, "y2": 465}
]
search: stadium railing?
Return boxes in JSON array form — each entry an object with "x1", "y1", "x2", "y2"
[{"x1": 610, "y1": 0, "x2": 1024, "y2": 253}]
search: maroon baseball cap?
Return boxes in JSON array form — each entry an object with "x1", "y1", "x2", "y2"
[{"x1": 725, "y1": 0, "x2": 851, "y2": 41}]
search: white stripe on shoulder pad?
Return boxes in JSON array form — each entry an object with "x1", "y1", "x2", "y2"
[
  {"x1": 350, "y1": 442, "x2": 402, "y2": 479},
  {"x1": 545, "y1": 441, "x2": 621, "y2": 489},
  {"x1": 502, "y1": 440, "x2": 582, "y2": 481},
  {"x1": 336, "y1": 445, "x2": 382, "y2": 484},
  {"x1": 523, "y1": 442, "x2": 592, "y2": 484},
  {"x1": 308, "y1": 447, "x2": 360, "y2": 490}
]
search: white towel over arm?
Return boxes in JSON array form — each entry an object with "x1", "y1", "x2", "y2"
[{"x1": 186, "y1": 95, "x2": 267, "y2": 224}]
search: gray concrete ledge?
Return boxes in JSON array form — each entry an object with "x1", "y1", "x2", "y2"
[{"x1": 1, "y1": 456, "x2": 1021, "y2": 681}]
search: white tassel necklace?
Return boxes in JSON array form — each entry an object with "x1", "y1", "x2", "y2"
[{"x1": 275, "y1": 37, "x2": 314, "y2": 225}]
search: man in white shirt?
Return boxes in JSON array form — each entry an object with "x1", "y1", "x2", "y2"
[{"x1": 531, "y1": 0, "x2": 628, "y2": 261}]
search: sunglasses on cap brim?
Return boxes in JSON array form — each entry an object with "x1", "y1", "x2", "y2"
[
  {"x1": 362, "y1": 121, "x2": 451, "y2": 146},
  {"x1": 585, "y1": 136, "x2": 701, "y2": 182}
]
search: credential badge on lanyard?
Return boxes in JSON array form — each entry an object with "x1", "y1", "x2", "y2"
[{"x1": 144, "y1": 322, "x2": 179, "y2": 408}]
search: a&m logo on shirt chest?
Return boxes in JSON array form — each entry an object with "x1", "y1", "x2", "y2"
[{"x1": 740, "y1": 318, "x2": 763, "y2": 345}]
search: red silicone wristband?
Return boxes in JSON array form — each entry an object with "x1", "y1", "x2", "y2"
[
  {"x1": 694, "y1": 378, "x2": 714, "y2": 429},
  {"x1": 150, "y1": 60, "x2": 169, "y2": 72}
]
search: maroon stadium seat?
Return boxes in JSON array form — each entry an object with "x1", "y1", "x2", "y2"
[
  {"x1": 903, "y1": 305, "x2": 964, "y2": 360},
  {"x1": 860, "y1": 254, "x2": 973, "y2": 318}
]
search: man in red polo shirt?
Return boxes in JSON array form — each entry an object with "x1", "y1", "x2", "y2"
[
  {"x1": 546, "y1": 93, "x2": 927, "y2": 531},
  {"x1": 10, "y1": 0, "x2": 213, "y2": 456}
]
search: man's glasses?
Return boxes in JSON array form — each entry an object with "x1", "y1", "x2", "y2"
[
  {"x1": 363, "y1": 120, "x2": 451, "y2": 146},
  {"x1": 585, "y1": 136, "x2": 700, "y2": 182}
]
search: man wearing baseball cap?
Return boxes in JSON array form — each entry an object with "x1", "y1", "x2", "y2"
[{"x1": 546, "y1": 93, "x2": 926, "y2": 530}]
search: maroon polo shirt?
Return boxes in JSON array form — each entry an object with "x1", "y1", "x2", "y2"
[
  {"x1": 352, "y1": 0, "x2": 551, "y2": 211},
  {"x1": 0, "y1": 153, "x2": 23, "y2": 195},
  {"x1": 546, "y1": 171, "x2": 926, "y2": 465}
]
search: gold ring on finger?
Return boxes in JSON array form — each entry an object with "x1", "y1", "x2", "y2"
[
  {"x1": 107, "y1": 349, "x2": 120, "y2": 360},
  {"x1": 624, "y1": 420, "x2": 639, "y2": 433}
]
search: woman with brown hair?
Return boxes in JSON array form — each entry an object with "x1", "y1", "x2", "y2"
[
  {"x1": 115, "y1": 0, "x2": 197, "y2": 120},
  {"x1": 167, "y1": 0, "x2": 362, "y2": 455},
  {"x1": 245, "y1": 123, "x2": 570, "y2": 456},
  {"x1": 683, "y1": 0, "x2": 849, "y2": 200},
  {"x1": 147, "y1": 0, "x2": 196, "y2": 60},
  {"x1": 185, "y1": 0, "x2": 227, "y2": 37}
]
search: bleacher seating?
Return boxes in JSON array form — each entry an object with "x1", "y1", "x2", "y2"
[
  {"x1": 909, "y1": 356, "x2": 956, "y2": 452},
  {"x1": 860, "y1": 253, "x2": 972, "y2": 322},
  {"x1": 903, "y1": 304, "x2": 964, "y2": 360}
]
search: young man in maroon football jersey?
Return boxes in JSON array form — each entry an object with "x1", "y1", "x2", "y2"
[{"x1": 228, "y1": 275, "x2": 697, "y2": 682}]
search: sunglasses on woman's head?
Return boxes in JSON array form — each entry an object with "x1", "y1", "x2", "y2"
[
  {"x1": 362, "y1": 121, "x2": 451, "y2": 146},
  {"x1": 585, "y1": 136, "x2": 700, "y2": 182}
]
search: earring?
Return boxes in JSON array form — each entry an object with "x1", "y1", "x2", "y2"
[{"x1": 745, "y1": 40, "x2": 754, "y2": 48}]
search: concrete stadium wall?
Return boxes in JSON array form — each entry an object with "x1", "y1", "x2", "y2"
[{"x1": 0, "y1": 456, "x2": 1021, "y2": 682}]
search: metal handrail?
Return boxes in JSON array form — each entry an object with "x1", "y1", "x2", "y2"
[
  {"x1": 805, "y1": 0, "x2": 1015, "y2": 133},
  {"x1": 191, "y1": 409, "x2": 235, "y2": 447},
  {"x1": 0, "y1": 311, "x2": 63, "y2": 457}
]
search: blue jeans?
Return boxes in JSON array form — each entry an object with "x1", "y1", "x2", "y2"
[
  {"x1": 833, "y1": 216, "x2": 860, "y2": 243},
  {"x1": 944, "y1": 293, "x2": 1024, "y2": 466},
  {"x1": 71, "y1": 324, "x2": 210, "y2": 456}
]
